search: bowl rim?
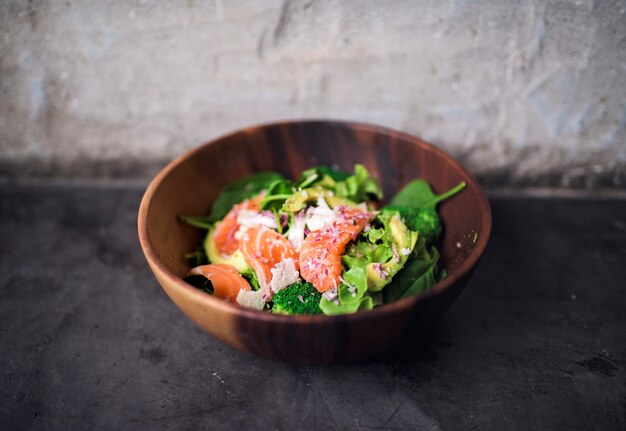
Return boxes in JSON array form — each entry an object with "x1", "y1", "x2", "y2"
[{"x1": 138, "y1": 118, "x2": 492, "y2": 324}]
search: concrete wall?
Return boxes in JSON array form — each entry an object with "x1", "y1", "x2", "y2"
[{"x1": 1, "y1": 0, "x2": 625, "y2": 187}]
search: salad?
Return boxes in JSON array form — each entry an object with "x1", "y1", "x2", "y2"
[{"x1": 180, "y1": 165, "x2": 465, "y2": 315}]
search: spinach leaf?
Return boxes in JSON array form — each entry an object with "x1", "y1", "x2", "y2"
[
  {"x1": 389, "y1": 180, "x2": 465, "y2": 210},
  {"x1": 260, "y1": 179, "x2": 295, "y2": 211},
  {"x1": 184, "y1": 245, "x2": 209, "y2": 267},
  {"x1": 317, "y1": 166, "x2": 351, "y2": 181},
  {"x1": 178, "y1": 214, "x2": 214, "y2": 230},
  {"x1": 297, "y1": 165, "x2": 351, "y2": 186},
  {"x1": 383, "y1": 238, "x2": 440, "y2": 303},
  {"x1": 208, "y1": 172, "x2": 285, "y2": 221},
  {"x1": 397, "y1": 250, "x2": 439, "y2": 300}
]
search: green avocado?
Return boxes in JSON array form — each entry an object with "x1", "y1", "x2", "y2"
[
  {"x1": 365, "y1": 211, "x2": 419, "y2": 292},
  {"x1": 203, "y1": 227, "x2": 250, "y2": 272},
  {"x1": 281, "y1": 187, "x2": 356, "y2": 212}
]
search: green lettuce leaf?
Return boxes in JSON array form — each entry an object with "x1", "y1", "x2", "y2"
[
  {"x1": 342, "y1": 210, "x2": 418, "y2": 292},
  {"x1": 295, "y1": 164, "x2": 383, "y2": 203},
  {"x1": 335, "y1": 164, "x2": 383, "y2": 202},
  {"x1": 319, "y1": 268, "x2": 374, "y2": 315}
]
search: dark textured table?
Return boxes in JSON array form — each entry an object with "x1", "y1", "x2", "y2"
[{"x1": 1, "y1": 181, "x2": 624, "y2": 430}]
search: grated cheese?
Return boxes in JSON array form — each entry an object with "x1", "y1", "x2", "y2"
[
  {"x1": 269, "y1": 258, "x2": 300, "y2": 295},
  {"x1": 236, "y1": 289, "x2": 265, "y2": 311}
]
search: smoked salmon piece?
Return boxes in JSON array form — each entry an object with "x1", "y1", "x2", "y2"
[
  {"x1": 299, "y1": 206, "x2": 373, "y2": 293},
  {"x1": 240, "y1": 226, "x2": 299, "y2": 298},
  {"x1": 212, "y1": 194, "x2": 264, "y2": 256},
  {"x1": 190, "y1": 263, "x2": 251, "y2": 301}
]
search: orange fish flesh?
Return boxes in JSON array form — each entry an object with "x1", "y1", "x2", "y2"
[
  {"x1": 212, "y1": 194, "x2": 264, "y2": 256},
  {"x1": 190, "y1": 263, "x2": 251, "y2": 301},
  {"x1": 299, "y1": 206, "x2": 373, "y2": 292},
  {"x1": 240, "y1": 225, "x2": 299, "y2": 298}
]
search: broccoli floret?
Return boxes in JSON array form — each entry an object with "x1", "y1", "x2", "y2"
[
  {"x1": 272, "y1": 281, "x2": 322, "y2": 315},
  {"x1": 384, "y1": 205, "x2": 442, "y2": 246},
  {"x1": 408, "y1": 208, "x2": 442, "y2": 246}
]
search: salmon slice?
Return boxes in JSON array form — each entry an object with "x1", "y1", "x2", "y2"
[
  {"x1": 212, "y1": 194, "x2": 264, "y2": 256},
  {"x1": 190, "y1": 263, "x2": 251, "y2": 301},
  {"x1": 240, "y1": 226, "x2": 299, "y2": 298},
  {"x1": 299, "y1": 206, "x2": 373, "y2": 293}
]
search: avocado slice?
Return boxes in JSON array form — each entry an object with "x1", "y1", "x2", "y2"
[
  {"x1": 281, "y1": 187, "x2": 357, "y2": 212},
  {"x1": 203, "y1": 226, "x2": 250, "y2": 273},
  {"x1": 365, "y1": 211, "x2": 419, "y2": 292}
]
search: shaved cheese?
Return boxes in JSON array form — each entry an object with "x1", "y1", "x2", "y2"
[
  {"x1": 236, "y1": 289, "x2": 265, "y2": 311},
  {"x1": 269, "y1": 258, "x2": 300, "y2": 295}
]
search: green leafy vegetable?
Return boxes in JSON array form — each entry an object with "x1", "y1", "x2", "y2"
[
  {"x1": 208, "y1": 172, "x2": 285, "y2": 221},
  {"x1": 319, "y1": 268, "x2": 374, "y2": 315},
  {"x1": 241, "y1": 267, "x2": 261, "y2": 291},
  {"x1": 365, "y1": 226, "x2": 385, "y2": 243},
  {"x1": 386, "y1": 180, "x2": 465, "y2": 246},
  {"x1": 383, "y1": 237, "x2": 440, "y2": 303},
  {"x1": 260, "y1": 179, "x2": 295, "y2": 211},
  {"x1": 178, "y1": 215, "x2": 214, "y2": 230},
  {"x1": 342, "y1": 210, "x2": 418, "y2": 292},
  {"x1": 184, "y1": 245, "x2": 209, "y2": 267},
  {"x1": 316, "y1": 166, "x2": 351, "y2": 181},
  {"x1": 334, "y1": 164, "x2": 383, "y2": 202},
  {"x1": 297, "y1": 166, "x2": 351, "y2": 187},
  {"x1": 272, "y1": 281, "x2": 322, "y2": 315},
  {"x1": 389, "y1": 180, "x2": 465, "y2": 210},
  {"x1": 295, "y1": 164, "x2": 382, "y2": 204}
]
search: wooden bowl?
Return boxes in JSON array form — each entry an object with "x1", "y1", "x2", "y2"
[{"x1": 138, "y1": 120, "x2": 491, "y2": 364}]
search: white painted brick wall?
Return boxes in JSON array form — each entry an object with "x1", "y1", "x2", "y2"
[{"x1": 1, "y1": 0, "x2": 625, "y2": 187}]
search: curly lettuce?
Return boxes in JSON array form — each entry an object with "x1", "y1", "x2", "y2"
[{"x1": 319, "y1": 268, "x2": 374, "y2": 315}]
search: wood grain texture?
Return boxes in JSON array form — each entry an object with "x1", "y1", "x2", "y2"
[{"x1": 138, "y1": 120, "x2": 492, "y2": 364}]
